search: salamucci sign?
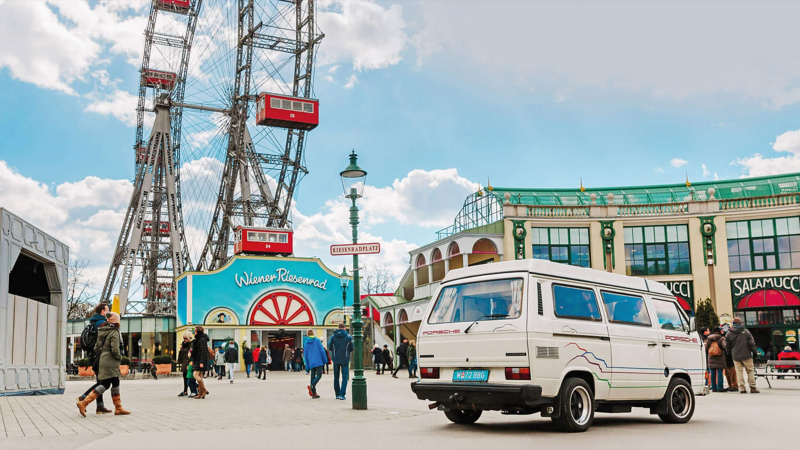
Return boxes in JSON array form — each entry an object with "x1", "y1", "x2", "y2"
[
  {"x1": 731, "y1": 275, "x2": 800, "y2": 297},
  {"x1": 330, "y1": 243, "x2": 380, "y2": 256}
]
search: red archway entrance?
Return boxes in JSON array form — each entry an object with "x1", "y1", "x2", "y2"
[{"x1": 249, "y1": 291, "x2": 314, "y2": 326}]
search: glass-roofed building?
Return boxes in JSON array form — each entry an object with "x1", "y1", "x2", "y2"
[{"x1": 384, "y1": 172, "x2": 800, "y2": 359}]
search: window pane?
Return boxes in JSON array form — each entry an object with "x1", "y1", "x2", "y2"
[
  {"x1": 754, "y1": 256, "x2": 764, "y2": 271},
  {"x1": 738, "y1": 222, "x2": 749, "y2": 238},
  {"x1": 727, "y1": 222, "x2": 738, "y2": 239},
  {"x1": 776, "y1": 218, "x2": 789, "y2": 236},
  {"x1": 281, "y1": 99, "x2": 291, "y2": 109},
  {"x1": 778, "y1": 236, "x2": 790, "y2": 252},
  {"x1": 780, "y1": 253, "x2": 792, "y2": 269},
  {"x1": 789, "y1": 217, "x2": 800, "y2": 234},
  {"x1": 428, "y1": 279, "x2": 524, "y2": 324},
  {"x1": 570, "y1": 228, "x2": 579, "y2": 244},
  {"x1": 270, "y1": 98, "x2": 280, "y2": 108},
  {"x1": 763, "y1": 238, "x2": 775, "y2": 253},
  {"x1": 644, "y1": 227, "x2": 655, "y2": 243},
  {"x1": 303, "y1": 103, "x2": 313, "y2": 113},
  {"x1": 766, "y1": 254, "x2": 777, "y2": 270},
  {"x1": 554, "y1": 247, "x2": 569, "y2": 261},
  {"x1": 653, "y1": 300, "x2": 688, "y2": 332},
  {"x1": 559, "y1": 229, "x2": 569, "y2": 245},
  {"x1": 539, "y1": 229, "x2": 549, "y2": 244},
  {"x1": 654, "y1": 227, "x2": 665, "y2": 243},
  {"x1": 531, "y1": 229, "x2": 541, "y2": 245},
  {"x1": 677, "y1": 242, "x2": 690, "y2": 259},
  {"x1": 279, "y1": 234, "x2": 288, "y2": 243},
  {"x1": 740, "y1": 256, "x2": 752, "y2": 272},
  {"x1": 292, "y1": 101, "x2": 302, "y2": 111},
  {"x1": 793, "y1": 253, "x2": 800, "y2": 269},
  {"x1": 553, "y1": 285, "x2": 601, "y2": 321},
  {"x1": 791, "y1": 235, "x2": 800, "y2": 252},
  {"x1": 729, "y1": 256, "x2": 740, "y2": 272},
  {"x1": 762, "y1": 219, "x2": 775, "y2": 236},
  {"x1": 532, "y1": 245, "x2": 548, "y2": 260},
  {"x1": 633, "y1": 228, "x2": 643, "y2": 244},
  {"x1": 751, "y1": 221, "x2": 762, "y2": 237},
  {"x1": 579, "y1": 229, "x2": 589, "y2": 244},
  {"x1": 753, "y1": 239, "x2": 763, "y2": 254},
  {"x1": 601, "y1": 292, "x2": 651, "y2": 325},
  {"x1": 550, "y1": 229, "x2": 559, "y2": 245},
  {"x1": 728, "y1": 240, "x2": 740, "y2": 256},
  {"x1": 624, "y1": 228, "x2": 633, "y2": 243},
  {"x1": 739, "y1": 240, "x2": 751, "y2": 255},
  {"x1": 677, "y1": 225, "x2": 688, "y2": 241},
  {"x1": 666, "y1": 226, "x2": 678, "y2": 242},
  {"x1": 647, "y1": 244, "x2": 665, "y2": 259}
]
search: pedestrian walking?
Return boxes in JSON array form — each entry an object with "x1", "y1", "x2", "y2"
[
  {"x1": 215, "y1": 346, "x2": 226, "y2": 380},
  {"x1": 150, "y1": 361, "x2": 158, "y2": 380},
  {"x1": 283, "y1": 344, "x2": 293, "y2": 371},
  {"x1": 381, "y1": 345, "x2": 393, "y2": 374},
  {"x1": 177, "y1": 331, "x2": 193, "y2": 397},
  {"x1": 323, "y1": 347, "x2": 331, "y2": 374},
  {"x1": 303, "y1": 330, "x2": 326, "y2": 398},
  {"x1": 408, "y1": 340, "x2": 417, "y2": 378},
  {"x1": 191, "y1": 326, "x2": 210, "y2": 399},
  {"x1": 726, "y1": 317, "x2": 759, "y2": 394},
  {"x1": 186, "y1": 358, "x2": 198, "y2": 397},
  {"x1": 253, "y1": 345, "x2": 262, "y2": 378},
  {"x1": 328, "y1": 323, "x2": 354, "y2": 400},
  {"x1": 76, "y1": 312, "x2": 131, "y2": 417},
  {"x1": 258, "y1": 345, "x2": 269, "y2": 379},
  {"x1": 76, "y1": 303, "x2": 113, "y2": 414},
  {"x1": 224, "y1": 341, "x2": 238, "y2": 383},
  {"x1": 776, "y1": 345, "x2": 800, "y2": 379},
  {"x1": 293, "y1": 347, "x2": 303, "y2": 372},
  {"x1": 706, "y1": 327, "x2": 726, "y2": 392},
  {"x1": 722, "y1": 327, "x2": 739, "y2": 391},
  {"x1": 243, "y1": 343, "x2": 253, "y2": 378},
  {"x1": 371, "y1": 345, "x2": 383, "y2": 375},
  {"x1": 392, "y1": 339, "x2": 410, "y2": 378}
]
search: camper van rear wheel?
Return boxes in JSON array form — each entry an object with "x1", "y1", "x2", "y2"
[
  {"x1": 553, "y1": 377, "x2": 594, "y2": 432},
  {"x1": 658, "y1": 378, "x2": 695, "y2": 424},
  {"x1": 444, "y1": 408, "x2": 482, "y2": 425}
]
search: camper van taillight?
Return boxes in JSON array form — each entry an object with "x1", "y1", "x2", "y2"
[
  {"x1": 504, "y1": 367, "x2": 531, "y2": 381},
  {"x1": 420, "y1": 367, "x2": 440, "y2": 379}
]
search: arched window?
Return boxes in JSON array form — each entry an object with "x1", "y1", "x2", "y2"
[
  {"x1": 415, "y1": 254, "x2": 427, "y2": 268},
  {"x1": 431, "y1": 248, "x2": 443, "y2": 263},
  {"x1": 472, "y1": 238, "x2": 498, "y2": 254},
  {"x1": 448, "y1": 242, "x2": 461, "y2": 258},
  {"x1": 398, "y1": 309, "x2": 409, "y2": 324},
  {"x1": 384, "y1": 312, "x2": 394, "y2": 327}
]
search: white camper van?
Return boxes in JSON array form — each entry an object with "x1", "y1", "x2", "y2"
[{"x1": 411, "y1": 259, "x2": 708, "y2": 432}]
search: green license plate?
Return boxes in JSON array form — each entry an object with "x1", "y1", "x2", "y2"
[{"x1": 453, "y1": 369, "x2": 489, "y2": 382}]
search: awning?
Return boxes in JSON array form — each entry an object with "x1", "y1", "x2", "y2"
[
  {"x1": 737, "y1": 289, "x2": 800, "y2": 309},
  {"x1": 674, "y1": 295, "x2": 692, "y2": 311}
]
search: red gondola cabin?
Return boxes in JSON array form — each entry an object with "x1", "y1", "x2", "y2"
[
  {"x1": 234, "y1": 227, "x2": 293, "y2": 256},
  {"x1": 143, "y1": 221, "x2": 170, "y2": 236},
  {"x1": 143, "y1": 69, "x2": 177, "y2": 90},
  {"x1": 156, "y1": 0, "x2": 191, "y2": 14},
  {"x1": 256, "y1": 93, "x2": 319, "y2": 131}
]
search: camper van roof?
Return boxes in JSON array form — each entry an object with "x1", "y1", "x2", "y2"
[{"x1": 441, "y1": 259, "x2": 673, "y2": 297}]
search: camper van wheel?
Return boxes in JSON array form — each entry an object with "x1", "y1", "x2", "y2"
[
  {"x1": 552, "y1": 377, "x2": 594, "y2": 432},
  {"x1": 658, "y1": 378, "x2": 695, "y2": 424},
  {"x1": 443, "y1": 408, "x2": 482, "y2": 425}
]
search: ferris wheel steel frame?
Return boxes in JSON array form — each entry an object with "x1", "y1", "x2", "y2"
[{"x1": 101, "y1": 0, "x2": 323, "y2": 315}]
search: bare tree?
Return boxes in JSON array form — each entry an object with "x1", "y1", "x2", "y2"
[
  {"x1": 67, "y1": 257, "x2": 98, "y2": 319},
  {"x1": 360, "y1": 264, "x2": 397, "y2": 295}
]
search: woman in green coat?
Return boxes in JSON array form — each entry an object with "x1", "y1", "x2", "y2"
[{"x1": 77, "y1": 312, "x2": 131, "y2": 417}]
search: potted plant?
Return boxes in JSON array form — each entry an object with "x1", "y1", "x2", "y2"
[
  {"x1": 76, "y1": 358, "x2": 94, "y2": 377},
  {"x1": 152, "y1": 355, "x2": 173, "y2": 375},
  {"x1": 119, "y1": 356, "x2": 131, "y2": 376}
]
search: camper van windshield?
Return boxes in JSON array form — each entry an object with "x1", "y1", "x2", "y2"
[{"x1": 428, "y1": 278, "x2": 523, "y2": 324}]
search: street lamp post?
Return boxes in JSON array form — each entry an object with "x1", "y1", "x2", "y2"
[
  {"x1": 340, "y1": 267, "x2": 349, "y2": 331},
  {"x1": 341, "y1": 150, "x2": 367, "y2": 410}
]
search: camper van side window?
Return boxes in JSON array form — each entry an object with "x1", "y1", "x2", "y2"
[
  {"x1": 552, "y1": 285, "x2": 602, "y2": 321},
  {"x1": 652, "y1": 299, "x2": 689, "y2": 332},
  {"x1": 601, "y1": 291, "x2": 651, "y2": 326}
]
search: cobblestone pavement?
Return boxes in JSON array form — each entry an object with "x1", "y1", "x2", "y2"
[{"x1": 1, "y1": 371, "x2": 798, "y2": 449}]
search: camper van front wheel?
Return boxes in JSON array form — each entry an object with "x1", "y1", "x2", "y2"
[
  {"x1": 658, "y1": 378, "x2": 695, "y2": 424},
  {"x1": 443, "y1": 408, "x2": 482, "y2": 425},
  {"x1": 553, "y1": 377, "x2": 594, "y2": 432}
]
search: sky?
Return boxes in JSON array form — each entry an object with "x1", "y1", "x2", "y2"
[{"x1": 2, "y1": 0, "x2": 800, "y2": 294}]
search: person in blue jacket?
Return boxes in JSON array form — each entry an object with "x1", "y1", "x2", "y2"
[
  {"x1": 303, "y1": 330, "x2": 326, "y2": 399},
  {"x1": 328, "y1": 323, "x2": 354, "y2": 400}
]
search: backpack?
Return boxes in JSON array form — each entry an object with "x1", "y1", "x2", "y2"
[
  {"x1": 80, "y1": 322, "x2": 99, "y2": 353},
  {"x1": 709, "y1": 340, "x2": 722, "y2": 357}
]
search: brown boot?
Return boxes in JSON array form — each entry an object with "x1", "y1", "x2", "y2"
[
  {"x1": 112, "y1": 394, "x2": 130, "y2": 415},
  {"x1": 77, "y1": 391, "x2": 99, "y2": 417},
  {"x1": 96, "y1": 404, "x2": 113, "y2": 414}
]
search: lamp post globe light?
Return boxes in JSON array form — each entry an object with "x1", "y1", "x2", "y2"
[
  {"x1": 340, "y1": 266, "x2": 349, "y2": 330},
  {"x1": 341, "y1": 150, "x2": 367, "y2": 410}
]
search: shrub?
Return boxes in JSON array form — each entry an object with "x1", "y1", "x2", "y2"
[
  {"x1": 76, "y1": 358, "x2": 90, "y2": 367},
  {"x1": 695, "y1": 298, "x2": 720, "y2": 331},
  {"x1": 120, "y1": 356, "x2": 130, "y2": 366},
  {"x1": 152, "y1": 355, "x2": 173, "y2": 365}
]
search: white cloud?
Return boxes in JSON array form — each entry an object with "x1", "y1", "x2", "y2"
[
  {"x1": 344, "y1": 74, "x2": 359, "y2": 89},
  {"x1": 670, "y1": 158, "x2": 688, "y2": 168},
  {"x1": 733, "y1": 127, "x2": 800, "y2": 177},
  {"x1": 413, "y1": 1, "x2": 800, "y2": 108},
  {"x1": 85, "y1": 90, "x2": 138, "y2": 126},
  {"x1": 318, "y1": 0, "x2": 408, "y2": 71},
  {"x1": 714, "y1": 172, "x2": 720, "y2": 181},
  {"x1": 328, "y1": 65, "x2": 340, "y2": 74},
  {"x1": 702, "y1": 164, "x2": 710, "y2": 177},
  {"x1": 655, "y1": 167, "x2": 664, "y2": 174}
]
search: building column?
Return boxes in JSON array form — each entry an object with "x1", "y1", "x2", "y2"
[
  {"x1": 413, "y1": 269, "x2": 418, "y2": 287},
  {"x1": 444, "y1": 258, "x2": 450, "y2": 274},
  {"x1": 462, "y1": 253, "x2": 469, "y2": 268},
  {"x1": 428, "y1": 265, "x2": 433, "y2": 284}
]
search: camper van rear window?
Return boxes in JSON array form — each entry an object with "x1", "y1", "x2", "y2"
[{"x1": 428, "y1": 279, "x2": 524, "y2": 324}]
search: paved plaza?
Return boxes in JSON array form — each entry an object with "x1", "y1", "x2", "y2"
[{"x1": 1, "y1": 371, "x2": 798, "y2": 449}]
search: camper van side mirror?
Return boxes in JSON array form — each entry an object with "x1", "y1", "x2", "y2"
[{"x1": 689, "y1": 316, "x2": 696, "y2": 333}]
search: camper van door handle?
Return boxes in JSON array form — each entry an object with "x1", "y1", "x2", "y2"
[
  {"x1": 662, "y1": 343, "x2": 671, "y2": 347},
  {"x1": 648, "y1": 343, "x2": 658, "y2": 347}
]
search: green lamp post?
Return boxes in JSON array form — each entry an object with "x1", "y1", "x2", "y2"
[
  {"x1": 341, "y1": 150, "x2": 368, "y2": 410},
  {"x1": 340, "y1": 267, "x2": 349, "y2": 332}
]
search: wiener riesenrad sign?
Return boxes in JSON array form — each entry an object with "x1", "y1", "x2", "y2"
[{"x1": 330, "y1": 243, "x2": 381, "y2": 256}]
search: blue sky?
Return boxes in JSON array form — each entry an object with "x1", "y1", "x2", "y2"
[{"x1": 2, "y1": 0, "x2": 800, "y2": 288}]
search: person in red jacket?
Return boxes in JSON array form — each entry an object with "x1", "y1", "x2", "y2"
[
  {"x1": 777, "y1": 346, "x2": 800, "y2": 379},
  {"x1": 252, "y1": 345, "x2": 262, "y2": 378}
]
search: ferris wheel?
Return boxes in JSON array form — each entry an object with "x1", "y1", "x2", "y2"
[{"x1": 101, "y1": 0, "x2": 323, "y2": 315}]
